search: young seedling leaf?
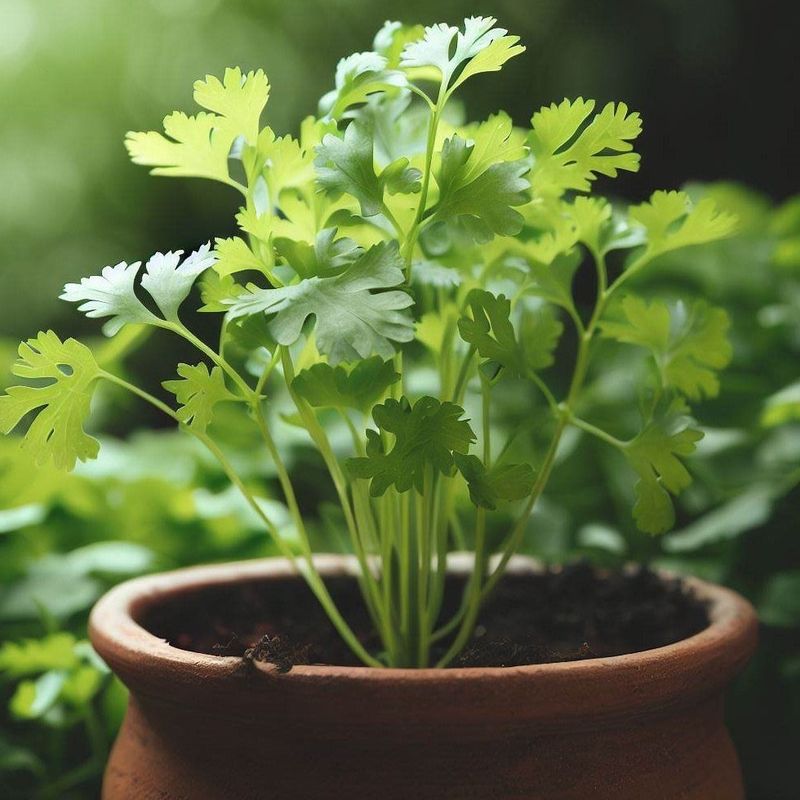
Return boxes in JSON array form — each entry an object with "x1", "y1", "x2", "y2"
[
  {"x1": 454, "y1": 453, "x2": 535, "y2": 509},
  {"x1": 347, "y1": 396, "x2": 475, "y2": 495},
  {"x1": 163, "y1": 363, "x2": 237, "y2": 432},
  {"x1": 226, "y1": 241, "x2": 414, "y2": 364},
  {"x1": 0, "y1": 332, "x2": 102, "y2": 470}
]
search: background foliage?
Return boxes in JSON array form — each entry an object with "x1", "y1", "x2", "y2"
[{"x1": 0, "y1": 1, "x2": 797, "y2": 797}]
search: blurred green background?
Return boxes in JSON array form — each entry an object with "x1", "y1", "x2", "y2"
[{"x1": 1, "y1": 1, "x2": 798, "y2": 798}]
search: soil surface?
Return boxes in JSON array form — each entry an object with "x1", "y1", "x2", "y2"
[{"x1": 141, "y1": 562, "x2": 709, "y2": 669}]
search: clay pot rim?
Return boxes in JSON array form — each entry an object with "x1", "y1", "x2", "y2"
[{"x1": 90, "y1": 553, "x2": 757, "y2": 684}]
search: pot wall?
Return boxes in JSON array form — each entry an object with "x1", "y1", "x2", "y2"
[{"x1": 90, "y1": 556, "x2": 758, "y2": 800}]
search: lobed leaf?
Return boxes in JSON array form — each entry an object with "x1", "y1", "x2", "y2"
[
  {"x1": 163, "y1": 362, "x2": 237, "y2": 432},
  {"x1": 226, "y1": 241, "x2": 414, "y2": 364},
  {"x1": 347, "y1": 396, "x2": 476, "y2": 495},
  {"x1": 454, "y1": 453, "x2": 535, "y2": 509},
  {"x1": 0, "y1": 332, "x2": 102, "y2": 470}
]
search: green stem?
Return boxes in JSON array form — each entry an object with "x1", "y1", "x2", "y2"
[{"x1": 101, "y1": 370, "x2": 380, "y2": 667}]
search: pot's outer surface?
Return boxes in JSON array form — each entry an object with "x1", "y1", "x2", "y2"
[{"x1": 89, "y1": 555, "x2": 758, "y2": 800}]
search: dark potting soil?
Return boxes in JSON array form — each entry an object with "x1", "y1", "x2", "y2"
[{"x1": 141, "y1": 562, "x2": 709, "y2": 670}]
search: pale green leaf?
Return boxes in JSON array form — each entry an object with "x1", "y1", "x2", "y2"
[
  {"x1": 600, "y1": 296, "x2": 732, "y2": 399},
  {"x1": 193, "y1": 67, "x2": 270, "y2": 143},
  {"x1": 163, "y1": 362, "x2": 237, "y2": 432},
  {"x1": 529, "y1": 98, "x2": 641, "y2": 199},
  {"x1": 628, "y1": 190, "x2": 738, "y2": 258},
  {"x1": 0, "y1": 332, "x2": 102, "y2": 470},
  {"x1": 125, "y1": 111, "x2": 236, "y2": 185}
]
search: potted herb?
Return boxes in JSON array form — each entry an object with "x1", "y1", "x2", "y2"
[{"x1": 0, "y1": 17, "x2": 757, "y2": 800}]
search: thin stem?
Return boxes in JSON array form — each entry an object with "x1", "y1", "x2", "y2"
[
  {"x1": 570, "y1": 415, "x2": 626, "y2": 449},
  {"x1": 101, "y1": 370, "x2": 380, "y2": 667}
]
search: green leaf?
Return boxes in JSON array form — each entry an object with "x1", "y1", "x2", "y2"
[
  {"x1": 529, "y1": 98, "x2": 642, "y2": 199},
  {"x1": 199, "y1": 271, "x2": 245, "y2": 312},
  {"x1": 762, "y1": 380, "x2": 800, "y2": 427},
  {"x1": 193, "y1": 67, "x2": 270, "y2": 144},
  {"x1": 214, "y1": 236, "x2": 268, "y2": 277},
  {"x1": 624, "y1": 403, "x2": 704, "y2": 534},
  {"x1": 315, "y1": 121, "x2": 420, "y2": 217},
  {"x1": 433, "y1": 131, "x2": 529, "y2": 241},
  {"x1": 600, "y1": 296, "x2": 732, "y2": 399},
  {"x1": 458, "y1": 290, "x2": 563, "y2": 380},
  {"x1": 10, "y1": 671, "x2": 66, "y2": 720},
  {"x1": 125, "y1": 111, "x2": 236, "y2": 184},
  {"x1": 227, "y1": 241, "x2": 414, "y2": 364},
  {"x1": 163, "y1": 363, "x2": 237, "y2": 432},
  {"x1": 400, "y1": 17, "x2": 523, "y2": 90},
  {"x1": 319, "y1": 51, "x2": 405, "y2": 120},
  {"x1": 454, "y1": 453, "x2": 535, "y2": 509},
  {"x1": 628, "y1": 190, "x2": 738, "y2": 258},
  {"x1": 61, "y1": 245, "x2": 216, "y2": 332},
  {"x1": 0, "y1": 633, "x2": 78, "y2": 678},
  {"x1": 274, "y1": 228, "x2": 363, "y2": 279},
  {"x1": 347, "y1": 396, "x2": 476, "y2": 495},
  {"x1": 0, "y1": 332, "x2": 102, "y2": 470},
  {"x1": 292, "y1": 358, "x2": 399, "y2": 413}
]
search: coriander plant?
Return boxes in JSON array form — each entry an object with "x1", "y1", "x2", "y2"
[{"x1": 0, "y1": 18, "x2": 737, "y2": 668}]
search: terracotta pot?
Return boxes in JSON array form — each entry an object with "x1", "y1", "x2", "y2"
[{"x1": 89, "y1": 555, "x2": 758, "y2": 800}]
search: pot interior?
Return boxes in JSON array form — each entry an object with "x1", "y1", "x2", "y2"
[{"x1": 138, "y1": 562, "x2": 710, "y2": 669}]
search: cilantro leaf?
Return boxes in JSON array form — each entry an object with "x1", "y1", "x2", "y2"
[
  {"x1": 628, "y1": 190, "x2": 738, "y2": 258},
  {"x1": 60, "y1": 262, "x2": 158, "y2": 335},
  {"x1": 318, "y1": 51, "x2": 405, "y2": 120},
  {"x1": 624, "y1": 403, "x2": 703, "y2": 534},
  {"x1": 454, "y1": 453, "x2": 535, "y2": 509},
  {"x1": 291, "y1": 358, "x2": 400, "y2": 413},
  {"x1": 193, "y1": 67, "x2": 270, "y2": 144},
  {"x1": 432, "y1": 134, "x2": 529, "y2": 241},
  {"x1": 125, "y1": 111, "x2": 236, "y2": 185},
  {"x1": 347, "y1": 396, "x2": 475, "y2": 495},
  {"x1": 214, "y1": 236, "x2": 268, "y2": 277},
  {"x1": 61, "y1": 245, "x2": 216, "y2": 332},
  {"x1": 0, "y1": 332, "x2": 102, "y2": 470},
  {"x1": 163, "y1": 363, "x2": 237, "y2": 432},
  {"x1": 400, "y1": 17, "x2": 523, "y2": 91},
  {"x1": 199, "y1": 271, "x2": 245, "y2": 313},
  {"x1": 458, "y1": 290, "x2": 563, "y2": 380},
  {"x1": 529, "y1": 98, "x2": 641, "y2": 199},
  {"x1": 274, "y1": 228, "x2": 363, "y2": 279},
  {"x1": 315, "y1": 121, "x2": 420, "y2": 217},
  {"x1": 600, "y1": 295, "x2": 732, "y2": 399},
  {"x1": 226, "y1": 241, "x2": 414, "y2": 364},
  {"x1": 139, "y1": 244, "x2": 217, "y2": 321}
]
